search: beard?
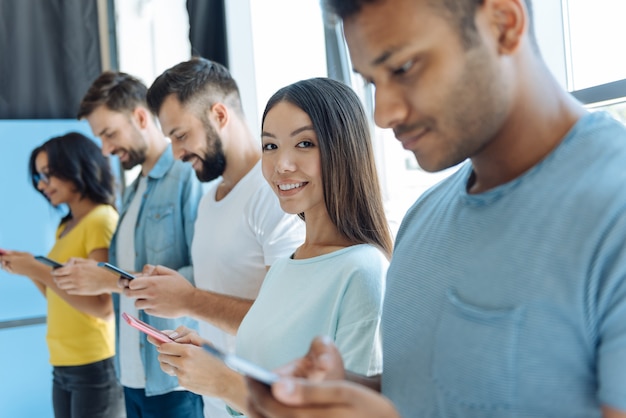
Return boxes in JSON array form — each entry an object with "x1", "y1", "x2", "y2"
[
  {"x1": 188, "y1": 122, "x2": 226, "y2": 182},
  {"x1": 121, "y1": 147, "x2": 146, "y2": 170},
  {"x1": 120, "y1": 126, "x2": 148, "y2": 170},
  {"x1": 195, "y1": 145, "x2": 226, "y2": 182}
]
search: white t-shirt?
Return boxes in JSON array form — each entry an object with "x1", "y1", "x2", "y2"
[
  {"x1": 117, "y1": 176, "x2": 147, "y2": 388},
  {"x1": 191, "y1": 161, "x2": 304, "y2": 417}
]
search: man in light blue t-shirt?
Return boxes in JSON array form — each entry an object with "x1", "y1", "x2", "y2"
[{"x1": 244, "y1": 0, "x2": 626, "y2": 417}]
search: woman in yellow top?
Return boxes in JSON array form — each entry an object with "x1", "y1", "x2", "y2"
[{"x1": 0, "y1": 132, "x2": 124, "y2": 418}]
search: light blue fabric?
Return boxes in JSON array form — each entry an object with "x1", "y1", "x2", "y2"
[
  {"x1": 382, "y1": 112, "x2": 626, "y2": 417},
  {"x1": 110, "y1": 144, "x2": 205, "y2": 396},
  {"x1": 236, "y1": 244, "x2": 387, "y2": 376}
]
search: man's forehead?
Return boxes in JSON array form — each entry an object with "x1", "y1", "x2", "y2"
[
  {"x1": 343, "y1": 0, "x2": 451, "y2": 69},
  {"x1": 344, "y1": 19, "x2": 397, "y2": 74}
]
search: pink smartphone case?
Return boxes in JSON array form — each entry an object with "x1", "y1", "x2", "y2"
[{"x1": 122, "y1": 312, "x2": 173, "y2": 343}]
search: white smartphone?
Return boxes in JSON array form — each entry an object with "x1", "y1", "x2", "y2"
[
  {"x1": 121, "y1": 312, "x2": 174, "y2": 344},
  {"x1": 202, "y1": 343, "x2": 279, "y2": 386}
]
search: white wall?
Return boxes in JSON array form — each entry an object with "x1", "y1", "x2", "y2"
[
  {"x1": 224, "y1": 0, "x2": 259, "y2": 136},
  {"x1": 114, "y1": 0, "x2": 191, "y2": 87},
  {"x1": 226, "y1": 0, "x2": 327, "y2": 138},
  {"x1": 532, "y1": 0, "x2": 568, "y2": 88}
]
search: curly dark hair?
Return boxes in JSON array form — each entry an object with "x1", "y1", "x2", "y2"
[{"x1": 29, "y1": 132, "x2": 116, "y2": 222}]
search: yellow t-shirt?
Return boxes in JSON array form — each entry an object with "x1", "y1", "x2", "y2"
[{"x1": 46, "y1": 204, "x2": 119, "y2": 366}]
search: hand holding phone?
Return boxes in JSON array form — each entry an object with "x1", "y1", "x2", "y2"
[
  {"x1": 97, "y1": 262, "x2": 135, "y2": 280},
  {"x1": 35, "y1": 255, "x2": 64, "y2": 269},
  {"x1": 202, "y1": 343, "x2": 279, "y2": 386},
  {"x1": 122, "y1": 312, "x2": 174, "y2": 343}
]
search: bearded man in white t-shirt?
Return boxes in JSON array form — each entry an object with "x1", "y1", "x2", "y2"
[{"x1": 123, "y1": 57, "x2": 305, "y2": 418}]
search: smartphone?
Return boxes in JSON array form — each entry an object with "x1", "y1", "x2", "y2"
[
  {"x1": 121, "y1": 312, "x2": 174, "y2": 344},
  {"x1": 97, "y1": 262, "x2": 135, "y2": 280},
  {"x1": 202, "y1": 343, "x2": 279, "y2": 386},
  {"x1": 35, "y1": 255, "x2": 64, "y2": 269}
]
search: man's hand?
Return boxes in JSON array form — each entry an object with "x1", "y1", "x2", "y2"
[
  {"x1": 244, "y1": 336, "x2": 397, "y2": 418},
  {"x1": 124, "y1": 264, "x2": 195, "y2": 318},
  {"x1": 274, "y1": 336, "x2": 346, "y2": 383},
  {"x1": 246, "y1": 376, "x2": 399, "y2": 418},
  {"x1": 53, "y1": 258, "x2": 120, "y2": 295}
]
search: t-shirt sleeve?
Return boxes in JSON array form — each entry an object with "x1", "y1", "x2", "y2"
[
  {"x1": 82, "y1": 205, "x2": 119, "y2": 255},
  {"x1": 335, "y1": 249, "x2": 388, "y2": 376}
]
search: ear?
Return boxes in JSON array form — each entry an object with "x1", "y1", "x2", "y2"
[
  {"x1": 132, "y1": 106, "x2": 150, "y2": 130},
  {"x1": 208, "y1": 102, "x2": 230, "y2": 130},
  {"x1": 485, "y1": 0, "x2": 526, "y2": 55}
]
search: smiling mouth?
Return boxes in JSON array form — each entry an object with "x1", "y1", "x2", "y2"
[
  {"x1": 278, "y1": 182, "x2": 306, "y2": 191},
  {"x1": 114, "y1": 150, "x2": 127, "y2": 161},
  {"x1": 183, "y1": 154, "x2": 201, "y2": 165}
]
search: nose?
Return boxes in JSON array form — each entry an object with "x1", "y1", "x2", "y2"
[
  {"x1": 101, "y1": 141, "x2": 114, "y2": 157},
  {"x1": 275, "y1": 149, "x2": 296, "y2": 174},
  {"x1": 36, "y1": 178, "x2": 46, "y2": 191},
  {"x1": 171, "y1": 142, "x2": 185, "y2": 160},
  {"x1": 373, "y1": 83, "x2": 409, "y2": 129}
]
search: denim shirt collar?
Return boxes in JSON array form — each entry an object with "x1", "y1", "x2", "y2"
[{"x1": 147, "y1": 143, "x2": 175, "y2": 180}]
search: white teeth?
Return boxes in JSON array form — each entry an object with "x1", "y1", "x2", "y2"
[{"x1": 278, "y1": 182, "x2": 304, "y2": 191}]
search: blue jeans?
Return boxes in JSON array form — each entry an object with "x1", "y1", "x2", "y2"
[
  {"x1": 52, "y1": 357, "x2": 125, "y2": 418},
  {"x1": 123, "y1": 387, "x2": 203, "y2": 418}
]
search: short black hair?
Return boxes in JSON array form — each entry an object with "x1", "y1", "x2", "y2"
[
  {"x1": 77, "y1": 71, "x2": 149, "y2": 119},
  {"x1": 29, "y1": 132, "x2": 116, "y2": 214},
  {"x1": 325, "y1": 0, "x2": 537, "y2": 49},
  {"x1": 146, "y1": 57, "x2": 243, "y2": 116}
]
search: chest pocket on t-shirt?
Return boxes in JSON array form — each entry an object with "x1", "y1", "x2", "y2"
[
  {"x1": 144, "y1": 204, "x2": 175, "y2": 253},
  {"x1": 431, "y1": 288, "x2": 523, "y2": 414}
]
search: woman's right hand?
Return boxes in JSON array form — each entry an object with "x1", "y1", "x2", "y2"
[{"x1": 0, "y1": 250, "x2": 37, "y2": 276}]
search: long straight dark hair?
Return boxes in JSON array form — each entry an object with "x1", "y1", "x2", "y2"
[
  {"x1": 28, "y1": 132, "x2": 116, "y2": 223},
  {"x1": 262, "y1": 78, "x2": 393, "y2": 258}
]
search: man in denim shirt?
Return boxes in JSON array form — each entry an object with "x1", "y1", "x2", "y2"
[{"x1": 54, "y1": 71, "x2": 205, "y2": 418}]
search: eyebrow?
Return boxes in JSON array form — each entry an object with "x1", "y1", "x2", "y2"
[
  {"x1": 262, "y1": 125, "x2": 315, "y2": 139},
  {"x1": 372, "y1": 49, "x2": 393, "y2": 67},
  {"x1": 97, "y1": 128, "x2": 109, "y2": 137},
  {"x1": 353, "y1": 45, "x2": 404, "y2": 73}
]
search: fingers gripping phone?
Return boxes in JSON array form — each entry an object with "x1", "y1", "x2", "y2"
[
  {"x1": 97, "y1": 262, "x2": 135, "y2": 280},
  {"x1": 202, "y1": 343, "x2": 279, "y2": 386},
  {"x1": 35, "y1": 255, "x2": 64, "y2": 269},
  {"x1": 122, "y1": 312, "x2": 174, "y2": 343}
]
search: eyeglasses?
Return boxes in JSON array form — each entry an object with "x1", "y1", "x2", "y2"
[{"x1": 33, "y1": 171, "x2": 51, "y2": 185}]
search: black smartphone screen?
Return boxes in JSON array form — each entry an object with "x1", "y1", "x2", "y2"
[{"x1": 34, "y1": 256, "x2": 63, "y2": 269}]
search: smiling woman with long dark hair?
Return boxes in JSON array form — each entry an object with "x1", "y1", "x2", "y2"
[{"x1": 151, "y1": 78, "x2": 392, "y2": 416}]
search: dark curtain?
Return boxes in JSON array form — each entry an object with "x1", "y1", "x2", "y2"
[
  {"x1": 0, "y1": 0, "x2": 102, "y2": 119},
  {"x1": 186, "y1": 0, "x2": 228, "y2": 68}
]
